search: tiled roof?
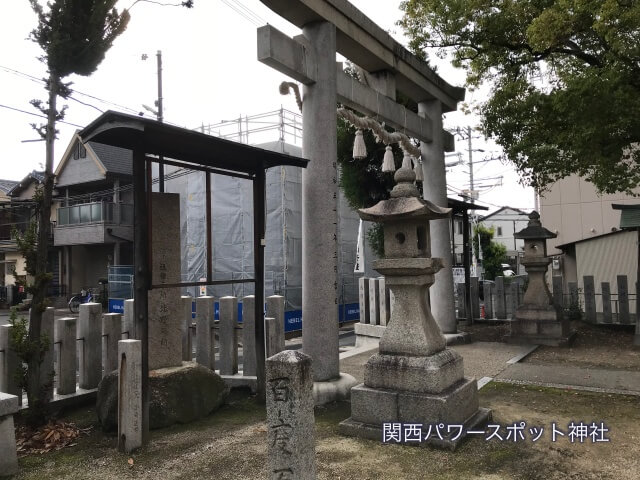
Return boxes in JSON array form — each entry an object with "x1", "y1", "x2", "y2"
[
  {"x1": 7, "y1": 170, "x2": 45, "y2": 196},
  {"x1": 0, "y1": 179, "x2": 19, "y2": 194},
  {"x1": 88, "y1": 142, "x2": 132, "y2": 176}
]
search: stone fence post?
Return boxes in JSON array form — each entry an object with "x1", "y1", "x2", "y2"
[
  {"x1": 358, "y1": 277, "x2": 370, "y2": 324},
  {"x1": 583, "y1": 276, "x2": 596, "y2": 323},
  {"x1": 181, "y1": 296, "x2": 193, "y2": 362},
  {"x1": 266, "y1": 350, "x2": 316, "y2": 480},
  {"x1": 117, "y1": 339, "x2": 142, "y2": 453},
  {"x1": 617, "y1": 276, "x2": 630, "y2": 324},
  {"x1": 368, "y1": 278, "x2": 380, "y2": 326},
  {"x1": 0, "y1": 325, "x2": 21, "y2": 404},
  {"x1": 103, "y1": 313, "x2": 121, "y2": 376},
  {"x1": 0, "y1": 392, "x2": 19, "y2": 476},
  {"x1": 265, "y1": 317, "x2": 284, "y2": 359},
  {"x1": 266, "y1": 295, "x2": 285, "y2": 353},
  {"x1": 242, "y1": 295, "x2": 257, "y2": 376},
  {"x1": 552, "y1": 276, "x2": 563, "y2": 310},
  {"x1": 495, "y1": 277, "x2": 506, "y2": 320},
  {"x1": 55, "y1": 317, "x2": 77, "y2": 395},
  {"x1": 123, "y1": 299, "x2": 135, "y2": 339},
  {"x1": 78, "y1": 303, "x2": 102, "y2": 390},
  {"x1": 601, "y1": 282, "x2": 612, "y2": 324},
  {"x1": 196, "y1": 296, "x2": 215, "y2": 370},
  {"x1": 219, "y1": 296, "x2": 239, "y2": 375},
  {"x1": 378, "y1": 277, "x2": 390, "y2": 326}
]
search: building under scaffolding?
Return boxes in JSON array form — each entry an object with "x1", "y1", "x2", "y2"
[{"x1": 161, "y1": 109, "x2": 367, "y2": 331}]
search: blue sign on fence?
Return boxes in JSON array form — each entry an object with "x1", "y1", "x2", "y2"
[
  {"x1": 285, "y1": 310, "x2": 303, "y2": 332},
  {"x1": 108, "y1": 298, "x2": 125, "y2": 314},
  {"x1": 341, "y1": 303, "x2": 360, "y2": 322}
]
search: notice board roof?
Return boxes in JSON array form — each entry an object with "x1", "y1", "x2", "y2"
[{"x1": 79, "y1": 111, "x2": 309, "y2": 176}]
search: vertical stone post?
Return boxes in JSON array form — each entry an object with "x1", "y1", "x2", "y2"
[
  {"x1": 266, "y1": 295, "x2": 285, "y2": 353},
  {"x1": 483, "y1": 283, "x2": 493, "y2": 319},
  {"x1": 378, "y1": 277, "x2": 390, "y2": 326},
  {"x1": 510, "y1": 283, "x2": 519, "y2": 316},
  {"x1": 219, "y1": 296, "x2": 239, "y2": 375},
  {"x1": 358, "y1": 277, "x2": 370, "y2": 324},
  {"x1": 37, "y1": 307, "x2": 55, "y2": 401},
  {"x1": 419, "y1": 99, "x2": 457, "y2": 333},
  {"x1": 196, "y1": 296, "x2": 215, "y2": 370},
  {"x1": 601, "y1": 282, "x2": 612, "y2": 324},
  {"x1": 0, "y1": 325, "x2": 21, "y2": 404},
  {"x1": 368, "y1": 278, "x2": 380, "y2": 326},
  {"x1": 552, "y1": 276, "x2": 564, "y2": 310},
  {"x1": 123, "y1": 299, "x2": 135, "y2": 339},
  {"x1": 102, "y1": 313, "x2": 121, "y2": 376},
  {"x1": 568, "y1": 282, "x2": 579, "y2": 307},
  {"x1": 301, "y1": 20, "x2": 340, "y2": 382},
  {"x1": 78, "y1": 302, "x2": 102, "y2": 390},
  {"x1": 266, "y1": 350, "x2": 316, "y2": 480},
  {"x1": 242, "y1": 295, "x2": 257, "y2": 376},
  {"x1": 117, "y1": 339, "x2": 142, "y2": 453},
  {"x1": 0, "y1": 393, "x2": 19, "y2": 476},
  {"x1": 495, "y1": 277, "x2": 506, "y2": 319},
  {"x1": 265, "y1": 317, "x2": 283, "y2": 359},
  {"x1": 181, "y1": 296, "x2": 193, "y2": 361},
  {"x1": 583, "y1": 276, "x2": 596, "y2": 323},
  {"x1": 617, "y1": 276, "x2": 630, "y2": 324},
  {"x1": 455, "y1": 283, "x2": 466, "y2": 321},
  {"x1": 55, "y1": 317, "x2": 77, "y2": 395},
  {"x1": 470, "y1": 277, "x2": 480, "y2": 321}
]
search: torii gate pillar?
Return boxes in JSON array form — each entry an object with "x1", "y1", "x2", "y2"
[
  {"x1": 300, "y1": 21, "x2": 341, "y2": 382},
  {"x1": 420, "y1": 100, "x2": 457, "y2": 333}
]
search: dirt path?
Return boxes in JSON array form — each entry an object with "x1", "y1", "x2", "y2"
[{"x1": 12, "y1": 382, "x2": 640, "y2": 480}]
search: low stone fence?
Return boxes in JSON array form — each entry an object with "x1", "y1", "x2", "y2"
[
  {"x1": 0, "y1": 295, "x2": 287, "y2": 405},
  {"x1": 551, "y1": 275, "x2": 638, "y2": 325},
  {"x1": 457, "y1": 276, "x2": 526, "y2": 322}
]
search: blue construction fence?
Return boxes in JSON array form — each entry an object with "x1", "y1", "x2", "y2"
[{"x1": 108, "y1": 298, "x2": 359, "y2": 333}]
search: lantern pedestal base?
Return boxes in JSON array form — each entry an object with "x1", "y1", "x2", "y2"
[{"x1": 506, "y1": 304, "x2": 576, "y2": 346}]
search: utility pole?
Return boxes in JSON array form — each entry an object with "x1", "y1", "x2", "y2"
[
  {"x1": 156, "y1": 50, "x2": 165, "y2": 192},
  {"x1": 467, "y1": 125, "x2": 474, "y2": 204}
]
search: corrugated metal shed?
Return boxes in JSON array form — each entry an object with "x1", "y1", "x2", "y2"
[{"x1": 575, "y1": 229, "x2": 637, "y2": 313}]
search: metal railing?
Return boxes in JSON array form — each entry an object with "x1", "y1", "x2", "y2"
[{"x1": 56, "y1": 202, "x2": 133, "y2": 226}]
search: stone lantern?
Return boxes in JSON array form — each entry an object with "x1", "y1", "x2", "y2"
[
  {"x1": 507, "y1": 211, "x2": 575, "y2": 345},
  {"x1": 340, "y1": 161, "x2": 491, "y2": 449}
]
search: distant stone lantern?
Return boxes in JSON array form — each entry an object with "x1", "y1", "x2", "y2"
[
  {"x1": 340, "y1": 159, "x2": 491, "y2": 449},
  {"x1": 507, "y1": 211, "x2": 575, "y2": 345}
]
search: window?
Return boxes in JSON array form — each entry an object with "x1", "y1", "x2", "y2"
[
  {"x1": 72, "y1": 142, "x2": 86, "y2": 160},
  {"x1": 5, "y1": 261, "x2": 16, "y2": 276},
  {"x1": 456, "y1": 220, "x2": 463, "y2": 235},
  {"x1": 496, "y1": 226, "x2": 503, "y2": 236}
]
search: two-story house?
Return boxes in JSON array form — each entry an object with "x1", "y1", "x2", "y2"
[{"x1": 52, "y1": 133, "x2": 134, "y2": 297}]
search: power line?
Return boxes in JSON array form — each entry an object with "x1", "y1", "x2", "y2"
[
  {"x1": 218, "y1": 0, "x2": 265, "y2": 27},
  {"x1": 0, "y1": 65, "x2": 141, "y2": 115},
  {"x1": 0, "y1": 103, "x2": 84, "y2": 128}
]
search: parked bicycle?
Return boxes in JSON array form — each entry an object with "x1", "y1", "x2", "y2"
[{"x1": 68, "y1": 288, "x2": 96, "y2": 313}]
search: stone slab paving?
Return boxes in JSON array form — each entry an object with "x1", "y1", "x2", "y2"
[{"x1": 495, "y1": 363, "x2": 640, "y2": 395}]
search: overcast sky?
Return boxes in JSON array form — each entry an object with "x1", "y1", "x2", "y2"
[{"x1": 0, "y1": 0, "x2": 534, "y2": 212}]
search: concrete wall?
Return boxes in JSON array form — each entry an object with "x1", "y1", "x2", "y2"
[
  {"x1": 540, "y1": 174, "x2": 640, "y2": 255},
  {"x1": 54, "y1": 224, "x2": 133, "y2": 246}
]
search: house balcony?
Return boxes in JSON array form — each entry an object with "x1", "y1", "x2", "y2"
[{"x1": 54, "y1": 202, "x2": 133, "y2": 246}]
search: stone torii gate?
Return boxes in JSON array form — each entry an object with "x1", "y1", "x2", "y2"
[{"x1": 258, "y1": 0, "x2": 464, "y2": 392}]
